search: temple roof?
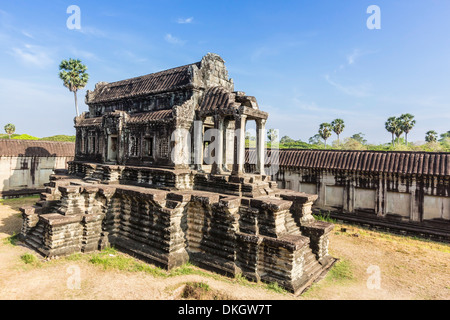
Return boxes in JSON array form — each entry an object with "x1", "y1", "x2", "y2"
[
  {"x1": 197, "y1": 86, "x2": 236, "y2": 111},
  {"x1": 86, "y1": 62, "x2": 201, "y2": 104},
  {"x1": 246, "y1": 149, "x2": 450, "y2": 176},
  {"x1": 128, "y1": 109, "x2": 173, "y2": 123},
  {"x1": 0, "y1": 140, "x2": 75, "y2": 157}
]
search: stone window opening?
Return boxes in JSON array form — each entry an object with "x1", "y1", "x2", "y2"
[
  {"x1": 88, "y1": 131, "x2": 97, "y2": 154},
  {"x1": 144, "y1": 136, "x2": 154, "y2": 157},
  {"x1": 129, "y1": 136, "x2": 140, "y2": 157}
]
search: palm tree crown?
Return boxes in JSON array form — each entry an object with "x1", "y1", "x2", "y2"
[
  {"x1": 318, "y1": 123, "x2": 332, "y2": 148},
  {"x1": 4, "y1": 123, "x2": 15, "y2": 139},
  {"x1": 425, "y1": 130, "x2": 438, "y2": 143},
  {"x1": 59, "y1": 59, "x2": 89, "y2": 117},
  {"x1": 331, "y1": 119, "x2": 345, "y2": 144},
  {"x1": 399, "y1": 113, "x2": 416, "y2": 145}
]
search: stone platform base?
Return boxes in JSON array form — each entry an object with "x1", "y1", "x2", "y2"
[{"x1": 20, "y1": 172, "x2": 335, "y2": 295}]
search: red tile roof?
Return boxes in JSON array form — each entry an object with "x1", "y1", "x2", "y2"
[
  {"x1": 246, "y1": 149, "x2": 450, "y2": 176},
  {"x1": 0, "y1": 140, "x2": 75, "y2": 157}
]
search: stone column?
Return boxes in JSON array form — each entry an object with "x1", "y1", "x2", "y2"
[
  {"x1": 232, "y1": 115, "x2": 247, "y2": 175},
  {"x1": 193, "y1": 120, "x2": 204, "y2": 171},
  {"x1": 256, "y1": 119, "x2": 266, "y2": 175},
  {"x1": 212, "y1": 116, "x2": 224, "y2": 174}
]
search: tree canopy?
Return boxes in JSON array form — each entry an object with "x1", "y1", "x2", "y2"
[
  {"x1": 59, "y1": 58, "x2": 89, "y2": 117},
  {"x1": 4, "y1": 123, "x2": 15, "y2": 139}
]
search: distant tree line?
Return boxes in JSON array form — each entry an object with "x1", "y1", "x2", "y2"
[{"x1": 269, "y1": 114, "x2": 449, "y2": 152}]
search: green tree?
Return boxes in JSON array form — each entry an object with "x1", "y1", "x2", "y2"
[
  {"x1": 59, "y1": 58, "x2": 89, "y2": 117},
  {"x1": 318, "y1": 123, "x2": 332, "y2": 148},
  {"x1": 267, "y1": 129, "x2": 278, "y2": 143},
  {"x1": 399, "y1": 113, "x2": 416, "y2": 145},
  {"x1": 331, "y1": 119, "x2": 345, "y2": 145},
  {"x1": 350, "y1": 132, "x2": 367, "y2": 145},
  {"x1": 385, "y1": 116, "x2": 403, "y2": 146},
  {"x1": 4, "y1": 123, "x2": 15, "y2": 139},
  {"x1": 425, "y1": 130, "x2": 438, "y2": 143},
  {"x1": 385, "y1": 116, "x2": 397, "y2": 146},
  {"x1": 439, "y1": 131, "x2": 450, "y2": 142},
  {"x1": 308, "y1": 134, "x2": 322, "y2": 145},
  {"x1": 280, "y1": 136, "x2": 295, "y2": 144}
]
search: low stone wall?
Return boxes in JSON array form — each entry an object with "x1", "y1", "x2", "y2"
[
  {"x1": 245, "y1": 149, "x2": 450, "y2": 240},
  {"x1": 0, "y1": 140, "x2": 75, "y2": 198}
]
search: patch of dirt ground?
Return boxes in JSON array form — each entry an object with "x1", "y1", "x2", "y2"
[{"x1": 0, "y1": 196, "x2": 449, "y2": 300}]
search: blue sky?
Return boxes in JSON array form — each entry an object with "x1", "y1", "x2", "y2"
[{"x1": 1, "y1": 0, "x2": 449, "y2": 144}]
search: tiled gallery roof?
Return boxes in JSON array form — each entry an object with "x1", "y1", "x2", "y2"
[
  {"x1": 246, "y1": 149, "x2": 450, "y2": 176},
  {"x1": 88, "y1": 62, "x2": 201, "y2": 104},
  {"x1": 76, "y1": 117, "x2": 103, "y2": 127},
  {"x1": 0, "y1": 140, "x2": 75, "y2": 157},
  {"x1": 128, "y1": 109, "x2": 173, "y2": 123},
  {"x1": 198, "y1": 86, "x2": 236, "y2": 111}
]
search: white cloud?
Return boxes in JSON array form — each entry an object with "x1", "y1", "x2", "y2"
[
  {"x1": 76, "y1": 26, "x2": 107, "y2": 38},
  {"x1": 324, "y1": 74, "x2": 371, "y2": 98},
  {"x1": 346, "y1": 49, "x2": 361, "y2": 65},
  {"x1": 69, "y1": 48, "x2": 101, "y2": 62},
  {"x1": 177, "y1": 17, "x2": 194, "y2": 24},
  {"x1": 9, "y1": 44, "x2": 54, "y2": 68},
  {"x1": 114, "y1": 50, "x2": 148, "y2": 63},
  {"x1": 21, "y1": 31, "x2": 34, "y2": 39},
  {"x1": 164, "y1": 33, "x2": 186, "y2": 45}
]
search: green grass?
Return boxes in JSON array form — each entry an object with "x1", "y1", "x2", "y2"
[
  {"x1": 1, "y1": 195, "x2": 40, "y2": 205},
  {"x1": 327, "y1": 259, "x2": 354, "y2": 282},
  {"x1": 265, "y1": 281, "x2": 288, "y2": 294},
  {"x1": 313, "y1": 211, "x2": 337, "y2": 223},
  {"x1": 3, "y1": 232, "x2": 19, "y2": 246},
  {"x1": 20, "y1": 253, "x2": 40, "y2": 266},
  {"x1": 88, "y1": 247, "x2": 168, "y2": 277}
]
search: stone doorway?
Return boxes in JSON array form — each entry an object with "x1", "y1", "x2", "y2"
[{"x1": 107, "y1": 135, "x2": 118, "y2": 163}]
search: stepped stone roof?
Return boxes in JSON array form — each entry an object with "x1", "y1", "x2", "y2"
[{"x1": 0, "y1": 140, "x2": 75, "y2": 157}]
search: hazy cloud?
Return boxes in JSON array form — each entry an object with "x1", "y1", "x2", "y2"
[
  {"x1": 177, "y1": 17, "x2": 194, "y2": 24},
  {"x1": 324, "y1": 74, "x2": 372, "y2": 97},
  {"x1": 165, "y1": 33, "x2": 186, "y2": 45},
  {"x1": 9, "y1": 44, "x2": 54, "y2": 67}
]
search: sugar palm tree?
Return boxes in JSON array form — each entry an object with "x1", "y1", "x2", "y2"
[
  {"x1": 385, "y1": 116, "x2": 399, "y2": 146},
  {"x1": 399, "y1": 113, "x2": 416, "y2": 145},
  {"x1": 385, "y1": 117, "x2": 396, "y2": 146},
  {"x1": 425, "y1": 130, "x2": 438, "y2": 143},
  {"x1": 59, "y1": 59, "x2": 89, "y2": 117},
  {"x1": 318, "y1": 123, "x2": 332, "y2": 148},
  {"x1": 4, "y1": 123, "x2": 15, "y2": 139},
  {"x1": 331, "y1": 119, "x2": 345, "y2": 145}
]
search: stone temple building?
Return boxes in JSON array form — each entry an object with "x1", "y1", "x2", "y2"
[{"x1": 20, "y1": 53, "x2": 335, "y2": 294}]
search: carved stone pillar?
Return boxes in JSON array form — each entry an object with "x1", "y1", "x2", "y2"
[
  {"x1": 212, "y1": 116, "x2": 224, "y2": 174},
  {"x1": 256, "y1": 119, "x2": 266, "y2": 175},
  {"x1": 232, "y1": 115, "x2": 247, "y2": 175},
  {"x1": 193, "y1": 120, "x2": 204, "y2": 171}
]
